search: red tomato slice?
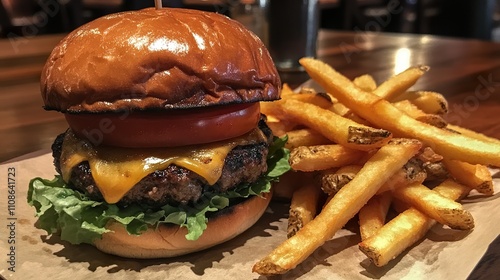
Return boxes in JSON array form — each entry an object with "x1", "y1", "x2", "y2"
[{"x1": 65, "y1": 103, "x2": 261, "y2": 147}]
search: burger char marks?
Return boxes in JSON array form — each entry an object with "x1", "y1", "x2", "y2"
[{"x1": 51, "y1": 118, "x2": 273, "y2": 208}]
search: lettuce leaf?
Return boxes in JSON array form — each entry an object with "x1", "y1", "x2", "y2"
[{"x1": 27, "y1": 136, "x2": 290, "y2": 245}]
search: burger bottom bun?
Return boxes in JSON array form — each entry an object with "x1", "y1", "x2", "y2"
[{"x1": 94, "y1": 191, "x2": 272, "y2": 259}]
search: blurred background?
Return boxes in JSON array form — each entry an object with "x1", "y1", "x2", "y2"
[{"x1": 1, "y1": 0, "x2": 499, "y2": 40}]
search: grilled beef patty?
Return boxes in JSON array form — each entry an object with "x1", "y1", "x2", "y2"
[{"x1": 51, "y1": 118, "x2": 273, "y2": 208}]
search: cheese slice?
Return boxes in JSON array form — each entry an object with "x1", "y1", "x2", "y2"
[{"x1": 60, "y1": 129, "x2": 267, "y2": 204}]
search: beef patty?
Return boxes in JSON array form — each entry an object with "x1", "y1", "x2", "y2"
[{"x1": 51, "y1": 118, "x2": 273, "y2": 208}]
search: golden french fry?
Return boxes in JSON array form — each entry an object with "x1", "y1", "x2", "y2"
[
  {"x1": 261, "y1": 83, "x2": 296, "y2": 118},
  {"x1": 331, "y1": 108, "x2": 371, "y2": 126},
  {"x1": 287, "y1": 183, "x2": 323, "y2": 238},
  {"x1": 359, "y1": 192, "x2": 392, "y2": 241},
  {"x1": 297, "y1": 86, "x2": 317, "y2": 94},
  {"x1": 305, "y1": 90, "x2": 369, "y2": 125},
  {"x1": 433, "y1": 178, "x2": 472, "y2": 200},
  {"x1": 415, "y1": 115, "x2": 447, "y2": 128},
  {"x1": 296, "y1": 87, "x2": 340, "y2": 104},
  {"x1": 392, "y1": 99, "x2": 426, "y2": 118},
  {"x1": 327, "y1": 149, "x2": 446, "y2": 195},
  {"x1": 281, "y1": 83, "x2": 295, "y2": 97},
  {"x1": 292, "y1": 80, "x2": 364, "y2": 123},
  {"x1": 392, "y1": 100, "x2": 447, "y2": 128},
  {"x1": 326, "y1": 93, "x2": 356, "y2": 119},
  {"x1": 285, "y1": 128, "x2": 332, "y2": 150},
  {"x1": 260, "y1": 98, "x2": 287, "y2": 120},
  {"x1": 320, "y1": 157, "x2": 427, "y2": 195},
  {"x1": 289, "y1": 91, "x2": 333, "y2": 109},
  {"x1": 447, "y1": 124, "x2": 500, "y2": 145},
  {"x1": 319, "y1": 165, "x2": 362, "y2": 195},
  {"x1": 392, "y1": 182, "x2": 474, "y2": 230},
  {"x1": 253, "y1": 139, "x2": 422, "y2": 275},
  {"x1": 299, "y1": 57, "x2": 500, "y2": 166},
  {"x1": 441, "y1": 158, "x2": 494, "y2": 195},
  {"x1": 289, "y1": 145, "x2": 364, "y2": 171},
  {"x1": 353, "y1": 74, "x2": 377, "y2": 92},
  {"x1": 280, "y1": 99, "x2": 392, "y2": 151},
  {"x1": 378, "y1": 158, "x2": 427, "y2": 193},
  {"x1": 260, "y1": 101, "x2": 281, "y2": 118},
  {"x1": 373, "y1": 66, "x2": 429, "y2": 100},
  {"x1": 266, "y1": 119, "x2": 297, "y2": 137},
  {"x1": 359, "y1": 207, "x2": 432, "y2": 267},
  {"x1": 393, "y1": 90, "x2": 449, "y2": 115},
  {"x1": 359, "y1": 179, "x2": 470, "y2": 267},
  {"x1": 330, "y1": 101, "x2": 351, "y2": 116},
  {"x1": 346, "y1": 113, "x2": 370, "y2": 125}
]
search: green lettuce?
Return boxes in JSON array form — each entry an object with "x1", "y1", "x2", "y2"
[{"x1": 27, "y1": 136, "x2": 290, "y2": 245}]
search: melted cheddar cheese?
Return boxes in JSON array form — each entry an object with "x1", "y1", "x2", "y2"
[{"x1": 60, "y1": 129, "x2": 267, "y2": 204}]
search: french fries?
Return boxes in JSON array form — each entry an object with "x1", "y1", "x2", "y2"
[
  {"x1": 287, "y1": 183, "x2": 323, "y2": 238},
  {"x1": 319, "y1": 165, "x2": 362, "y2": 195},
  {"x1": 392, "y1": 90, "x2": 449, "y2": 115},
  {"x1": 377, "y1": 158, "x2": 427, "y2": 193},
  {"x1": 280, "y1": 99, "x2": 392, "y2": 151},
  {"x1": 359, "y1": 206, "x2": 433, "y2": 267},
  {"x1": 446, "y1": 124, "x2": 500, "y2": 145},
  {"x1": 289, "y1": 144, "x2": 364, "y2": 171},
  {"x1": 358, "y1": 192, "x2": 392, "y2": 241},
  {"x1": 285, "y1": 128, "x2": 332, "y2": 150},
  {"x1": 359, "y1": 179, "x2": 471, "y2": 267},
  {"x1": 260, "y1": 83, "x2": 294, "y2": 121},
  {"x1": 299, "y1": 57, "x2": 500, "y2": 166},
  {"x1": 281, "y1": 83, "x2": 295, "y2": 97},
  {"x1": 441, "y1": 158, "x2": 494, "y2": 195},
  {"x1": 392, "y1": 99, "x2": 428, "y2": 118},
  {"x1": 319, "y1": 158, "x2": 427, "y2": 195},
  {"x1": 253, "y1": 57, "x2": 498, "y2": 276},
  {"x1": 289, "y1": 90, "x2": 334, "y2": 109},
  {"x1": 353, "y1": 74, "x2": 377, "y2": 92},
  {"x1": 373, "y1": 66, "x2": 429, "y2": 100},
  {"x1": 253, "y1": 139, "x2": 422, "y2": 275},
  {"x1": 392, "y1": 182, "x2": 474, "y2": 230},
  {"x1": 392, "y1": 100, "x2": 448, "y2": 128},
  {"x1": 265, "y1": 118, "x2": 297, "y2": 137}
]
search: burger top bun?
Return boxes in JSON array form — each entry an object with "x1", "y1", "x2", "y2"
[{"x1": 41, "y1": 8, "x2": 281, "y2": 113}]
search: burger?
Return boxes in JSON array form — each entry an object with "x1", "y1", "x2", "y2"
[{"x1": 27, "y1": 8, "x2": 290, "y2": 258}]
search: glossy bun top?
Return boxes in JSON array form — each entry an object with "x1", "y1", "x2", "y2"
[{"x1": 41, "y1": 8, "x2": 281, "y2": 113}]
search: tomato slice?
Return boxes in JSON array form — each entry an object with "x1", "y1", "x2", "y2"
[{"x1": 65, "y1": 103, "x2": 261, "y2": 147}]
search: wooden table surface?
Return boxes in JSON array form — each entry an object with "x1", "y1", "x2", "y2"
[{"x1": 0, "y1": 29, "x2": 499, "y2": 277}]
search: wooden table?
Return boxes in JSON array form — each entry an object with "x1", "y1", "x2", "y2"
[
  {"x1": 0, "y1": 29, "x2": 499, "y2": 277},
  {"x1": 0, "y1": 33, "x2": 67, "y2": 162}
]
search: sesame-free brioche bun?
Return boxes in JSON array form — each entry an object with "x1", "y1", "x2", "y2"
[
  {"x1": 94, "y1": 191, "x2": 272, "y2": 258},
  {"x1": 41, "y1": 8, "x2": 280, "y2": 113}
]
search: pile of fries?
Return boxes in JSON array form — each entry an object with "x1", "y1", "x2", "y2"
[{"x1": 253, "y1": 58, "x2": 500, "y2": 275}]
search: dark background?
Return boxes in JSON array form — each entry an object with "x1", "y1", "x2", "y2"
[{"x1": 1, "y1": 0, "x2": 499, "y2": 41}]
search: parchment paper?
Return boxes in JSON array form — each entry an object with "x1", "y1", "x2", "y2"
[{"x1": 0, "y1": 150, "x2": 499, "y2": 280}]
